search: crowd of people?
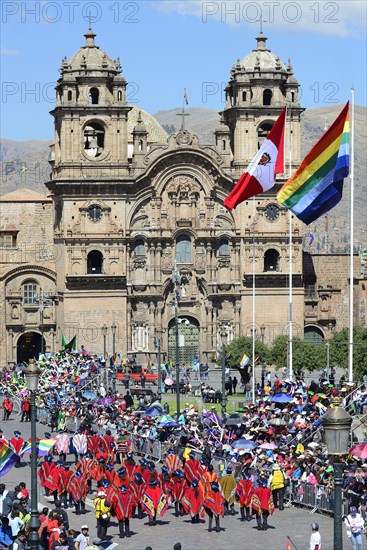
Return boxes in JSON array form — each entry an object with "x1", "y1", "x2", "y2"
[{"x1": 1, "y1": 348, "x2": 367, "y2": 548}]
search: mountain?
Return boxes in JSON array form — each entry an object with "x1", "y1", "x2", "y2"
[{"x1": 1, "y1": 105, "x2": 366, "y2": 252}]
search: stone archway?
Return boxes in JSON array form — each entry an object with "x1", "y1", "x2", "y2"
[
  {"x1": 17, "y1": 332, "x2": 45, "y2": 364},
  {"x1": 168, "y1": 316, "x2": 200, "y2": 366}
]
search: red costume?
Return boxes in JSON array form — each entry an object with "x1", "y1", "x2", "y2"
[
  {"x1": 66, "y1": 472, "x2": 89, "y2": 502},
  {"x1": 184, "y1": 457, "x2": 200, "y2": 484},
  {"x1": 142, "y1": 483, "x2": 168, "y2": 521},
  {"x1": 163, "y1": 453, "x2": 182, "y2": 473},
  {"x1": 251, "y1": 486, "x2": 275, "y2": 514},
  {"x1": 38, "y1": 459, "x2": 56, "y2": 491},
  {"x1": 183, "y1": 484, "x2": 204, "y2": 519},
  {"x1": 9, "y1": 435, "x2": 24, "y2": 455},
  {"x1": 202, "y1": 487, "x2": 225, "y2": 518},
  {"x1": 235, "y1": 478, "x2": 254, "y2": 508},
  {"x1": 111, "y1": 489, "x2": 135, "y2": 520}
]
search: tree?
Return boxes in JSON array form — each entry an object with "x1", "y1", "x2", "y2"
[
  {"x1": 223, "y1": 336, "x2": 271, "y2": 388},
  {"x1": 329, "y1": 327, "x2": 367, "y2": 380}
]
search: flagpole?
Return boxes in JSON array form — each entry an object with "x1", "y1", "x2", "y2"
[
  {"x1": 349, "y1": 88, "x2": 355, "y2": 382},
  {"x1": 252, "y1": 197, "x2": 256, "y2": 403},
  {"x1": 288, "y1": 103, "x2": 293, "y2": 382}
]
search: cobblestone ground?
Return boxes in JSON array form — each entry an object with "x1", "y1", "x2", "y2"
[{"x1": 0, "y1": 403, "x2": 353, "y2": 550}]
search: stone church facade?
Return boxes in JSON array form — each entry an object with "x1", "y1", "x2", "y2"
[{"x1": 0, "y1": 29, "x2": 365, "y2": 366}]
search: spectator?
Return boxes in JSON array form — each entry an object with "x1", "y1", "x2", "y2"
[{"x1": 0, "y1": 517, "x2": 13, "y2": 548}]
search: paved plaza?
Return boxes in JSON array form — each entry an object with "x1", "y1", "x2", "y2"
[{"x1": 1, "y1": 410, "x2": 353, "y2": 550}]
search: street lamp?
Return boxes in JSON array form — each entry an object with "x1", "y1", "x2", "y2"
[
  {"x1": 326, "y1": 341, "x2": 330, "y2": 382},
  {"x1": 220, "y1": 326, "x2": 228, "y2": 418},
  {"x1": 111, "y1": 323, "x2": 117, "y2": 356},
  {"x1": 172, "y1": 265, "x2": 181, "y2": 417},
  {"x1": 260, "y1": 324, "x2": 265, "y2": 344},
  {"x1": 155, "y1": 329, "x2": 162, "y2": 402},
  {"x1": 33, "y1": 290, "x2": 53, "y2": 355},
  {"x1": 23, "y1": 359, "x2": 41, "y2": 550},
  {"x1": 322, "y1": 398, "x2": 353, "y2": 550}
]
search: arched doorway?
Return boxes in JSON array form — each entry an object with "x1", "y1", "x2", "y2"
[
  {"x1": 168, "y1": 317, "x2": 200, "y2": 366},
  {"x1": 17, "y1": 332, "x2": 45, "y2": 364},
  {"x1": 304, "y1": 326, "x2": 324, "y2": 345}
]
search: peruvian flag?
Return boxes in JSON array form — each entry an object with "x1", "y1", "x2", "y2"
[{"x1": 224, "y1": 107, "x2": 286, "y2": 210}]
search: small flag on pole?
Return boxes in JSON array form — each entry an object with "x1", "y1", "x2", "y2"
[
  {"x1": 184, "y1": 87, "x2": 188, "y2": 105},
  {"x1": 286, "y1": 537, "x2": 291, "y2": 550},
  {"x1": 224, "y1": 107, "x2": 286, "y2": 209},
  {"x1": 240, "y1": 353, "x2": 250, "y2": 367},
  {"x1": 0, "y1": 441, "x2": 20, "y2": 476}
]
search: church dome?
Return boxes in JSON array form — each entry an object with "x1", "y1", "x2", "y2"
[
  {"x1": 127, "y1": 106, "x2": 168, "y2": 144},
  {"x1": 64, "y1": 27, "x2": 119, "y2": 75},
  {"x1": 241, "y1": 32, "x2": 286, "y2": 71}
]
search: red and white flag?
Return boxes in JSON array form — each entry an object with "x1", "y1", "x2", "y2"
[{"x1": 224, "y1": 107, "x2": 286, "y2": 210}]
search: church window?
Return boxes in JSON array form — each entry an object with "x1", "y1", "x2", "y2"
[
  {"x1": 67, "y1": 90, "x2": 72, "y2": 102},
  {"x1": 263, "y1": 89, "x2": 272, "y2": 106},
  {"x1": 0, "y1": 232, "x2": 17, "y2": 248},
  {"x1": 242, "y1": 91, "x2": 247, "y2": 102},
  {"x1": 87, "y1": 250, "x2": 103, "y2": 274},
  {"x1": 291, "y1": 91, "x2": 295, "y2": 103},
  {"x1": 222, "y1": 139, "x2": 226, "y2": 151},
  {"x1": 89, "y1": 88, "x2": 99, "y2": 105},
  {"x1": 257, "y1": 122, "x2": 273, "y2": 149},
  {"x1": 176, "y1": 235, "x2": 192, "y2": 264},
  {"x1": 87, "y1": 205, "x2": 103, "y2": 222},
  {"x1": 219, "y1": 239, "x2": 229, "y2": 256},
  {"x1": 117, "y1": 90, "x2": 122, "y2": 102},
  {"x1": 23, "y1": 282, "x2": 38, "y2": 304},
  {"x1": 264, "y1": 249, "x2": 280, "y2": 272},
  {"x1": 83, "y1": 122, "x2": 105, "y2": 157},
  {"x1": 134, "y1": 240, "x2": 145, "y2": 256}
]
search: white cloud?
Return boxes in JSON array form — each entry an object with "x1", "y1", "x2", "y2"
[
  {"x1": 1, "y1": 47, "x2": 20, "y2": 56},
  {"x1": 153, "y1": 0, "x2": 367, "y2": 37}
]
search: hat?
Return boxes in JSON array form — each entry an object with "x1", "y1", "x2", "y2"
[
  {"x1": 350, "y1": 506, "x2": 357, "y2": 515},
  {"x1": 173, "y1": 544, "x2": 182, "y2": 550},
  {"x1": 81, "y1": 525, "x2": 89, "y2": 530},
  {"x1": 311, "y1": 522, "x2": 319, "y2": 530},
  {"x1": 14, "y1": 431, "x2": 21, "y2": 436},
  {"x1": 97, "y1": 491, "x2": 106, "y2": 497}
]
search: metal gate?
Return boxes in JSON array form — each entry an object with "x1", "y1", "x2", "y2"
[{"x1": 168, "y1": 318, "x2": 200, "y2": 367}]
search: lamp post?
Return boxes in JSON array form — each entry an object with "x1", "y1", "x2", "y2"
[
  {"x1": 172, "y1": 265, "x2": 181, "y2": 417},
  {"x1": 220, "y1": 326, "x2": 228, "y2": 419},
  {"x1": 34, "y1": 290, "x2": 53, "y2": 356},
  {"x1": 102, "y1": 324, "x2": 108, "y2": 387},
  {"x1": 322, "y1": 398, "x2": 353, "y2": 550},
  {"x1": 23, "y1": 359, "x2": 41, "y2": 550},
  {"x1": 155, "y1": 329, "x2": 162, "y2": 402},
  {"x1": 326, "y1": 341, "x2": 330, "y2": 383},
  {"x1": 111, "y1": 323, "x2": 117, "y2": 356},
  {"x1": 260, "y1": 324, "x2": 265, "y2": 344}
]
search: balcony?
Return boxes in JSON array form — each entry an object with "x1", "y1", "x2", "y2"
[{"x1": 66, "y1": 275, "x2": 126, "y2": 291}]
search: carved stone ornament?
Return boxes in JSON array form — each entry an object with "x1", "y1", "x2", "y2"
[
  {"x1": 176, "y1": 131, "x2": 193, "y2": 146},
  {"x1": 166, "y1": 175, "x2": 201, "y2": 204},
  {"x1": 217, "y1": 257, "x2": 231, "y2": 269},
  {"x1": 132, "y1": 257, "x2": 146, "y2": 270}
]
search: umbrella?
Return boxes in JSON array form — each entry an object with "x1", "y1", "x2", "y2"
[
  {"x1": 203, "y1": 411, "x2": 222, "y2": 424},
  {"x1": 157, "y1": 414, "x2": 174, "y2": 424},
  {"x1": 225, "y1": 413, "x2": 244, "y2": 427},
  {"x1": 98, "y1": 397, "x2": 113, "y2": 405},
  {"x1": 349, "y1": 443, "x2": 367, "y2": 459},
  {"x1": 231, "y1": 439, "x2": 258, "y2": 451},
  {"x1": 271, "y1": 394, "x2": 293, "y2": 403},
  {"x1": 142, "y1": 406, "x2": 164, "y2": 417},
  {"x1": 268, "y1": 418, "x2": 287, "y2": 427},
  {"x1": 159, "y1": 420, "x2": 180, "y2": 428},
  {"x1": 259, "y1": 442, "x2": 278, "y2": 450},
  {"x1": 164, "y1": 378, "x2": 174, "y2": 386},
  {"x1": 82, "y1": 391, "x2": 97, "y2": 400}
]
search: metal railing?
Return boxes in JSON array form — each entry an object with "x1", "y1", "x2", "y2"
[{"x1": 289, "y1": 480, "x2": 349, "y2": 516}]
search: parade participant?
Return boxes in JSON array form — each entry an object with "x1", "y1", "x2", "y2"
[
  {"x1": 93, "y1": 490, "x2": 111, "y2": 540},
  {"x1": 66, "y1": 470, "x2": 88, "y2": 515},
  {"x1": 159, "y1": 466, "x2": 173, "y2": 501},
  {"x1": 269, "y1": 463, "x2": 286, "y2": 511},
  {"x1": 163, "y1": 449, "x2": 183, "y2": 474},
  {"x1": 72, "y1": 430, "x2": 88, "y2": 464},
  {"x1": 201, "y1": 463, "x2": 218, "y2": 498},
  {"x1": 87, "y1": 432, "x2": 102, "y2": 460},
  {"x1": 202, "y1": 481, "x2": 225, "y2": 533},
  {"x1": 309, "y1": 522, "x2": 322, "y2": 550},
  {"x1": 102, "y1": 430, "x2": 115, "y2": 464},
  {"x1": 111, "y1": 485, "x2": 134, "y2": 538},
  {"x1": 183, "y1": 451, "x2": 200, "y2": 484},
  {"x1": 235, "y1": 470, "x2": 254, "y2": 522},
  {"x1": 2, "y1": 396, "x2": 13, "y2": 421},
  {"x1": 123, "y1": 453, "x2": 141, "y2": 482},
  {"x1": 9, "y1": 432, "x2": 25, "y2": 456},
  {"x1": 141, "y1": 459, "x2": 151, "y2": 485},
  {"x1": 57, "y1": 465, "x2": 73, "y2": 508},
  {"x1": 131, "y1": 473, "x2": 146, "y2": 519},
  {"x1": 142, "y1": 478, "x2": 168, "y2": 527},
  {"x1": 20, "y1": 397, "x2": 31, "y2": 423},
  {"x1": 182, "y1": 480, "x2": 204, "y2": 524},
  {"x1": 91, "y1": 458, "x2": 109, "y2": 484},
  {"x1": 38, "y1": 456, "x2": 56, "y2": 496},
  {"x1": 54, "y1": 431, "x2": 70, "y2": 463},
  {"x1": 251, "y1": 478, "x2": 275, "y2": 531},
  {"x1": 344, "y1": 506, "x2": 364, "y2": 549},
  {"x1": 114, "y1": 467, "x2": 128, "y2": 488},
  {"x1": 172, "y1": 470, "x2": 188, "y2": 517},
  {"x1": 219, "y1": 467, "x2": 237, "y2": 515},
  {"x1": 74, "y1": 452, "x2": 93, "y2": 493}
]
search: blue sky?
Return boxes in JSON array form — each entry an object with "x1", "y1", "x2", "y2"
[{"x1": 1, "y1": 0, "x2": 366, "y2": 140}]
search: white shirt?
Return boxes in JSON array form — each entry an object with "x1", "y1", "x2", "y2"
[
  {"x1": 309, "y1": 531, "x2": 321, "y2": 550},
  {"x1": 345, "y1": 513, "x2": 364, "y2": 536},
  {"x1": 75, "y1": 533, "x2": 90, "y2": 550}
]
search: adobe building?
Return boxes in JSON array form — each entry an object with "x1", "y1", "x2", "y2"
[{"x1": 0, "y1": 29, "x2": 365, "y2": 366}]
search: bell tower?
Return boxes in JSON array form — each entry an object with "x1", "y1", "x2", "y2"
[
  {"x1": 50, "y1": 26, "x2": 132, "y2": 180},
  {"x1": 223, "y1": 32, "x2": 303, "y2": 176}
]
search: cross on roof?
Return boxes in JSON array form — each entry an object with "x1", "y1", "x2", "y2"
[
  {"x1": 177, "y1": 107, "x2": 190, "y2": 131},
  {"x1": 84, "y1": 12, "x2": 96, "y2": 29},
  {"x1": 257, "y1": 14, "x2": 267, "y2": 33}
]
